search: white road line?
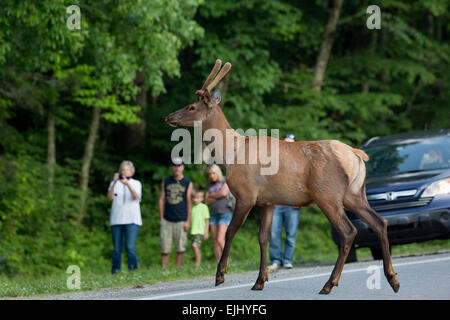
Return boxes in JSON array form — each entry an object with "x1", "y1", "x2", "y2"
[
  {"x1": 269, "y1": 256, "x2": 450, "y2": 285},
  {"x1": 134, "y1": 255, "x2": 450, "y2": 300}
]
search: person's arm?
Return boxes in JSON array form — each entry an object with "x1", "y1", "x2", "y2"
[
  {"x1": 205, "y1": 192, "x2": 215, "y2": 205},
  {"x1": 184, "y1": 182, "x2": 193, "y2": 231},
  {"x1": 203, "y1": 218, "x2": 210, "y2": 240},
  {"x1": 208, "y1": 183, "x2": 229, "y2": 199},
  {"x1": 158, "y1": 180, "x2": 165, "y2": 221},
  {"x1": 122, "y1": 178, "x2": 140, "y2": 200},
  {"x1": 107, "y1": 173, "x2": 119, "y2": 200}
]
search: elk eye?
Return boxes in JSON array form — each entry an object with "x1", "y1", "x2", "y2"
[{"x1": 188, "y1": 105, "x2": 196, "y2": 111}]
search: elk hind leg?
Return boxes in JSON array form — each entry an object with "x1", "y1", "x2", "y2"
[
  {"x1": 344, "y1": 194, "x2": 399, "y2": 293},
  {"x1": 316, "y1": 201, "x2": 357, "y2": 294}
]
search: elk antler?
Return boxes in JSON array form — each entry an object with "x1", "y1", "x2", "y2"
[
  {"x1": 207, "y1": 62, "x2": 231, "y2": 92},
  {"x1": 201, "y1": 59, "x2": 222, "y2": 91}
]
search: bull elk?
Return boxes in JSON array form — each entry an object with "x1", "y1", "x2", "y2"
[{"x1": 165, "y1": 59, "x2": 400, "y2": 294}]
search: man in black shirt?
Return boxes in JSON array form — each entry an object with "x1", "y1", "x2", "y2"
[{"x1": 158, "y1": 157, "x2": 193, "y2": 268}]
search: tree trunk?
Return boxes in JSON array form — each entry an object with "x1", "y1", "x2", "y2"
[
  {"x1": 99, "y1": 121, "x2": 111, "y2": 153},
  {"x1": 436, "y1": 17, "x2": 441, "y2": 41},
  {"x1": 406, "y1": 78, "x2": 424, "y2": 113},
  {"x1": 311, "y1": 0, "x2": 344, "y2": 91},
  {"x1": 78, "y1": 106, "x2": 101, "y2": 224},
  {"x1": 127, "y1": 70, "x2": 147, "y2": 150},
  {"x1": 47, "y1": 105, "x2": 56, "y2": 194},
  {"x1": 362, "y1": 31, "x2": 378, "y2": 93},
  {"x1": 427, "y1": 14, "x2": 434, "y2": 38}
]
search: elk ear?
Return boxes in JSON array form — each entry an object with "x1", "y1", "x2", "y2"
[
  {"x1": 203, "y1": 90, "x2": 213, "y2": 108},
  {"x1": 211, "y1": 89, "x2": 221, "y2": 105}
]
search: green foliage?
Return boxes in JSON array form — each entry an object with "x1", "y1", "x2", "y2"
[{"x1": 0, "y1": 154, "x2": 82, "y2": 274}]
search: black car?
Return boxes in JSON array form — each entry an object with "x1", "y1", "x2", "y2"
[{"x1": 332, "y1": 130, "x2": 450, "y2": 261}]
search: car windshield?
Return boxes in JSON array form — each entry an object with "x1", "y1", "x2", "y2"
[{"x1": 364, "y1": 136, "x2": 450, "y2": 178}]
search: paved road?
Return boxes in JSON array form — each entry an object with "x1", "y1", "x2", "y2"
[
  {"x1": 38, "y1": 251, "x2": 450, "y2": 300},
  {"x1": 133, "y1": 252, "x2": 450, "y2": 300}
]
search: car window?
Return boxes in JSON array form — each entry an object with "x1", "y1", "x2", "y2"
[{"x1": 364, "y1": 136, "x2": 450, "y2": 178}]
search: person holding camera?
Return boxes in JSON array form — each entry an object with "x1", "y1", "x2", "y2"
[{"x1": 107, "y1": 160, "x2": 142, "y2": 274}]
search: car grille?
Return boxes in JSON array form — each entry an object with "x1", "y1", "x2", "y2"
[{"x1": 369, "y1": 197, "x2": 433, "y2": 212}]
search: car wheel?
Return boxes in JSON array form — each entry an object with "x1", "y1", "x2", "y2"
[
  {"x1": 338, "y1": 244, "x2": 357, "y2": 263},
  {"x1": 370, "y1": 246, "x2": 392, "y2": 260},
  {"x1": 347, "y1": 244, "x2": 357, "y2": 263}
]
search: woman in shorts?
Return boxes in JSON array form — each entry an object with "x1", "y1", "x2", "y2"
[{"x1": 205, "y1": 164, "x2": 233, "y2": 262}]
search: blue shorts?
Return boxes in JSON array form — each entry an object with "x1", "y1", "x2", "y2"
[{"x1": 209, "y1": 213, "x2": 233, "y2": 226}]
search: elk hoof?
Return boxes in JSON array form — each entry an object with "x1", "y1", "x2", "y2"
[
  {"x1": 388, "y1": 275, "x2": 400, "y2": 293},
  {"x1": 215, "y1": 272, "x2": 225, "y2": 286},
  {"x1": 251, "y1": 281, "x2": 265, "y2": 291},
  {"x1": 319, "y1": 281, "x2": 336, "y2": 294},
  {"x1": 319, "y1": 287, "x2": 331, "y2": 294},
  {"x1": 215, "y1": 279, "x2": 224, "y2": 286}
]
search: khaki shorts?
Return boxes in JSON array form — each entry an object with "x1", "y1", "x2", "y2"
[{"x1": 160, "y1": 218, "x2": 187, "y2": 254}]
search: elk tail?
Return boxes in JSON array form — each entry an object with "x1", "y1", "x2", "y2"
[{"x1": 352, "y1": 148, "x2": 369, "y2": 162}]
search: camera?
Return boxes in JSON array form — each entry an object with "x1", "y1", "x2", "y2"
[{"x1": 118, "y1": 173, "x2": 130, "y2": 180}]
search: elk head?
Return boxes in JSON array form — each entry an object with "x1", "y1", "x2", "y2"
[{"x1": 165, "y1": 59, "x2": 232, "y2": 127}]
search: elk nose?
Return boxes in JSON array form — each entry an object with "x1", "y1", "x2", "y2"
[{"x1": 165, "y1": 115, "x2": 177, "y2": 127}]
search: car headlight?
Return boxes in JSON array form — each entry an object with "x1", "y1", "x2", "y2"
[{"x1": 421, "y1": 178, "x2": 450, "y2": 197}]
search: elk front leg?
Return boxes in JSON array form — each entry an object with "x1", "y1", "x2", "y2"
[
  {"x1": 215, "y1": 200, "x2": 254, "y2": 286},
  {"x1": 251, "y1": 205, "x2": 274, "y2": 290}
]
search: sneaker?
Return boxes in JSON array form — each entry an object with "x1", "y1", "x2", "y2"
[
  {"x1": 268, "y1": 263, "x2": 280, "y2": 272},
  {"x1": 283, "y1": 263, "x2": 293, "y2": 269}
]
